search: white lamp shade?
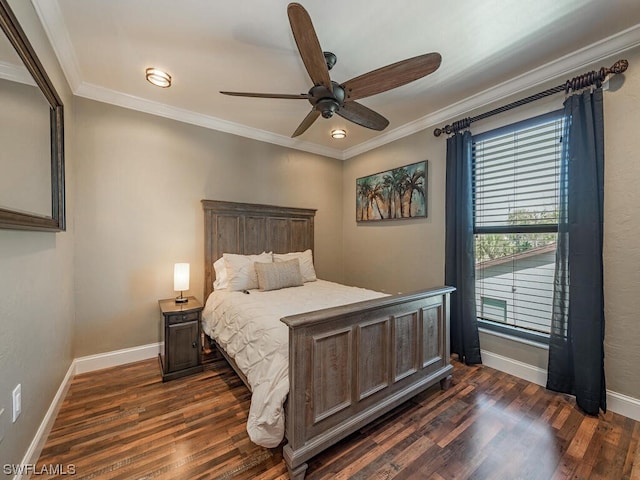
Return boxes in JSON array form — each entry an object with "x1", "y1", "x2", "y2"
[{"x1": 173, "y1": 263, "x2": 190, "y2": 291}]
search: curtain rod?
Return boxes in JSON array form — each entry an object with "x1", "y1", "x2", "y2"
[{"x1": 433, "y1": 59, "x2": 628, "y2": 137}]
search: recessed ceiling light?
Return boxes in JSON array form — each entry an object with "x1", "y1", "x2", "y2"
[
  {"x1": 331, "y1": 129, "x2": 346, "y2": 139},
  {"x1": 146, "y1": 68, "x2": 171, "y2": 88}
]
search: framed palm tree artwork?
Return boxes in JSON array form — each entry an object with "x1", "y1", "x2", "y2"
[{"x1": 356, "y1": 161, "x2": 427, "y2": 222}]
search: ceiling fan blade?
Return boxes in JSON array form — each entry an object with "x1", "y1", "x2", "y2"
[
  {"x1": 292, "y1": 109, "x2": 321, "y2": 137},
  {"x1": 287, "y1": 3, "x2": 332, "y2": 92},
  {"x1": 337, "y1": 101, "x2": 389, "y2": 131},
  {"x1": 342, "y1": 52, "x2": 441, "y2": 101},
  {"x1": 220, "y1": 91, "x2": 310, "y2": 99}
]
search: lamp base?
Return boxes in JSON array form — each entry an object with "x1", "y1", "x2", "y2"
[{"x1": 175, "y1": 296, "x2": 188, "y2": 304}]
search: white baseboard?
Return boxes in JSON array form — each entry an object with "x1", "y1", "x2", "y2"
[
  {"x1": 481, "y1": 349, "x2": 548, "y2": 387},
  {"x1": 74, "y1": 342, "x2": 162, "y2": 374},
  {"x1": 14, "y1": 362, "x2": 76, "y2": 480},
  {"x1": 481, "y1": 349, "x2": 640, "y2": 422},
  {"x1": 13, "y1": 343, "x2": 162, "y2": 479},
  {"x1": 607, "y1": 390, "x2": 640, "y2": 422}
]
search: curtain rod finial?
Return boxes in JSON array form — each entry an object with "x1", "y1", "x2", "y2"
[{"x1": 610, "y1": 59, "x2": 628, "y2": 75}]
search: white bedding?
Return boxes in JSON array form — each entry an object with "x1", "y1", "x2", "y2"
[{"x1": 202, "y1": 279, "x2": 387, "y2": 447}]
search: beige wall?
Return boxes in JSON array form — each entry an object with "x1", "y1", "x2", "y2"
[
  {"x1": 0, "y1": 0, "x2": 75, "y2": 468},
  {"x1": 601, "y1": 47, "x2": 640, "y2": 398},
  {"x1": 342, "y1": 47, "x2": 640, "y2": 400},
  {"x1": 342, "y1": 130, "x2": 447, "y2": 295},
  {"x1": 72, "y1": 98, "x2": 344, "y2": 357}
]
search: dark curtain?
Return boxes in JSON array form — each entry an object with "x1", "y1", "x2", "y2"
[
  {"x1": 445, "y1": 131, "x2": 482, "y2": 365},
  {"x1": 547, "y1": 88, "x2": 606, "y2": 415}
]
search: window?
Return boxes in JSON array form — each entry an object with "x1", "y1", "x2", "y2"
[
  {"x1": 473, "y1": 111, "x2": 563, "y2": 339},
  {"x1": 480, "y1": 296, "x2": 507, "y2": 323}
]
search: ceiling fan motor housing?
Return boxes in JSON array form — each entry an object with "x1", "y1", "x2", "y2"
[{"x1": 310, "y1": 82, "x2": 345, "y2": 118}]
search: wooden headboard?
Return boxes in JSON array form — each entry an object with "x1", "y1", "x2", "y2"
[{"x1": 202, "y1": 200, "x2": 317, "y2": 300}]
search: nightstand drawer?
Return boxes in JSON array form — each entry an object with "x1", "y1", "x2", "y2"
[{"x1": 167, "y1": 311, "x2": 200, "y2": 324}]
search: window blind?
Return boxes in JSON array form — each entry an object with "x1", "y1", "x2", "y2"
[{"x1": 472, "y1": 111, "x2": 563, "y2": 335}]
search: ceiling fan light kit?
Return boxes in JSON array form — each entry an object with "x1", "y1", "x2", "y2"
[
  {"x1": 220, "y1": 2, "x2": 441, "y2": 138},
  {"x1": 146, "y1": 68, "x2": 172, "y2": 88},
  {"x1": 331, "y1": 129, "x2": 346, "y2": 139}
]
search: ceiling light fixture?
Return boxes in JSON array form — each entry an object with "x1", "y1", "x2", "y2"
[
  {"x1": 146, "y1": 68, "x2": 171, "y2": 88},
  {"x1": 331, "y1": 129, "x2": 346, "y2": 139}
]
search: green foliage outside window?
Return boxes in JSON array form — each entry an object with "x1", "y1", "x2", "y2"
[{"x1": 475, "y1": 209, "x2": 557, "y2": 263}]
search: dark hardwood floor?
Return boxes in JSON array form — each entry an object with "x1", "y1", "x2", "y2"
[{"x1": 36, "y1": 354, "x2": 640, "y2": 479}]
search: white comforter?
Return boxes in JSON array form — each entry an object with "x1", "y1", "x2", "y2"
[{"x1": 202, "y1": 279, "x2": 387, "y2": 447}]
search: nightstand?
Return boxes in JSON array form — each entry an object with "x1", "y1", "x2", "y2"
[{"x1": 158, "y1": 296, "x2": 203, "y2": 381}]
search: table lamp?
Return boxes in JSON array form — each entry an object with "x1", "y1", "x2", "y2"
[{"x1": 174, "y1": 263, "x2": 189, "y2": 303}]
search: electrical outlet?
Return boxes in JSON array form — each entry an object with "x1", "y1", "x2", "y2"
[
  {"x1": 0, "y1": 407, "x2": 5, "y2": 444},
  {"x1": 12, "y1": 384, "x2": 21, "y2": 422}
]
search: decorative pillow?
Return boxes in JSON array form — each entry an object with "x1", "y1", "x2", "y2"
[
  {"x1": 273, "y1": 249, "x2": 317, "y2": 282},
  {"x1": 213, "y1": 257, "x2": 228, "y2": 290},
  {"x1": 223, "y1": 252, "x2": 272, "y2": 291},
  {"x1": 255, "y1": 259, "x2": 304, "y2": 291}
]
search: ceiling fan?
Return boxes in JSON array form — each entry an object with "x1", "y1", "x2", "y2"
[{"x1": 220, "y1": 2, "x2": 441, "y2": 138}]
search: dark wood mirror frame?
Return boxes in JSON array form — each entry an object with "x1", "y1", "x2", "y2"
[{"x1": 0, "y1": 0, "x2": 65, "y2": 231}]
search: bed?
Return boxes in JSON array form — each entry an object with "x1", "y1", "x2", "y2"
[{"x1": 202, "y1": 199, "x2": 454, "y2": 479}]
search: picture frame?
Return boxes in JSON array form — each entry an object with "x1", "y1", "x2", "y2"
[
  {"x1": 356, "y1": 161, "x2": 427, "y2": 222},
  {"x1": 0, "y1": 0, "x2": 66, "y2": 231}
]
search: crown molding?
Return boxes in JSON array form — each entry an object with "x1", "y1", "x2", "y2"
[
  {"x1": 31, "y1": 0, "x2": 640, "y2": 161},
  {"x1": 74, "y1": 81, "x2": 345, "y2": 159},
  {"x1": 344, "y1": 23, "x2": 640, "y2": 159},
  {"x1": 31, "y1": 0, "x2": 82, "y2": 91},
  {"x1": 0, "y1": 60, "x2": 35, "y2": 85}
]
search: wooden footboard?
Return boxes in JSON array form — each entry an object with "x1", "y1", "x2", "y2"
[{"x1": 280, "y1": 286, "x2": 454, "y2": 479}]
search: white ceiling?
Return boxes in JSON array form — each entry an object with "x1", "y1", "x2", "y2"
[{"x1": 27, "y1": 0, "x2": 640, "y2": 159}]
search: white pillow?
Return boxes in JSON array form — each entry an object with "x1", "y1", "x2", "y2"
[
  {"x1": 213, "y1": 257, "x2": 228, "y2": 290},
  {"x1": 273, "y1": 249, "x2": 317, "y2": 282},
  {"x1": 223, "y1": 252, "x2": 272, "y2": 291},
  {"x1": 255, "y1": 259, "x2": 304, "y2": 291}
]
